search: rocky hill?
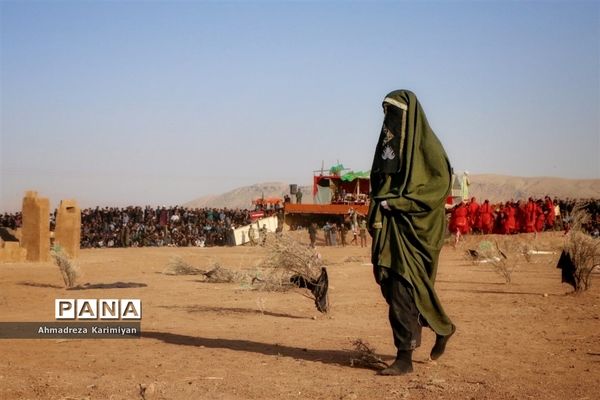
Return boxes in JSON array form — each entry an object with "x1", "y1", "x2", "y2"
[
  {"x1": 468, "y1": 174, "x2": 600, "y2": 202},
  {"x1": 183, "y1": 175, "x2": 600, "y2": 209},
  {"x1": 183, "y1": 182, "x2": 313, "y2": 209}
]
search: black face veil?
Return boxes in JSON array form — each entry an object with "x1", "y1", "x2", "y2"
[{"x1": 371, "y1": 100, "x2": 407, "y2": 175}]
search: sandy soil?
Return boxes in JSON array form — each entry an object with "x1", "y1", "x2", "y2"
[{"x1": 0, "y1": 232, "x2": 598, "y2": 400}]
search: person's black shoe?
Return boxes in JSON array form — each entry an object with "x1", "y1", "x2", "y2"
[
  {"x1": 378, "y1": 350, "x2": 413, "y2": 376},
  {"x1": 430, "y1": 325, "x2": 456, "y2": 360}
]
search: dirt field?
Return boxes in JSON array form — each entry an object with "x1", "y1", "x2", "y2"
[{"x1": 1, "y1": 232, "x2": 598, "y2": 400}]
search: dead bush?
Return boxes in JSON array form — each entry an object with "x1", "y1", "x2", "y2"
[
  {"x1": 261, "y1": 234, "x2": 329, "y2": 312},
  {"x1": 51, "y1": 245, "x2": 79, "y2": 288},
  {"x1": 562, "y1": 231, "x2": 599, "y2": 293},
  {"x1": 349, "y1": 338, "x2": 388, "y2": 369},
  {"x1": 474, "y1": 240, "x2": 515, "y2": 284},
  {"x1": 164, "y1": 257, "x2": 206, "y2": 275},
  {"x1": 202, "y1": 262, "x2": 244, "y2": 283}
]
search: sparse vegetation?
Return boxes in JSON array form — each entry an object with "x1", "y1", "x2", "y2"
[
  {"x1": 50, "y1": 245, "x2": 79, "y2": 288},
  {"x1": 162, "y1": 235, "x2": 330, "y2": 312},
  {"x1": 261, "y1": 233, "x2": 324, "y2": 280},
  {"x1": 201, "y1": 262, "x2": 242, "y2": 283},
  {"x1": 562, "y1": 205, "x2": 600, "y2": 293},
  {"x1": 468, "y1": 240, "x2": 515, "y2": 284},
  {"x1": 164, "y1": 257, "x2": 206, "y2": 275},
  {"x1": 261, "y1": 234, "x2": 329, "y2": 312}
]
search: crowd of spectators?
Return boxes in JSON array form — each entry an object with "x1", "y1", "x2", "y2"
[
  {"x1": 0, "y1": 212, "x2": 21, "y2": 230},
  {"x1": 1, "y1": 198, "x2": 599, "y2": 248},
  {"x1": 448, "y1": 197, "x2": 600, "y2": 237},
  {"x1": 79, "y1": 206, "x2": 254, "y2": 248},
  {"x1": 1, "y1": 206, "x2": 255, "y2": 248}
]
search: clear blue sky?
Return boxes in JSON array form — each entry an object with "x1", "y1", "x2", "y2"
[{"x1": 1, "y1": 1, "x2": 598, "y2": 212}]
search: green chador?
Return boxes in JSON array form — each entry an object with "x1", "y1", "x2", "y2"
[{"x1": 368, "y1": 90, "x2": 454, "y2": 338}]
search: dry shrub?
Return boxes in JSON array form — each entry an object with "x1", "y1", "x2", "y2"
[
  {"x1": 165, "y1": 257, "x2": 248, "y2": 283},
  {"x1": 564, "y1": 232, "x2": 599, "y2": 292},
  {"x1": 349, "y1": 338, "x2": 388, "y2": 369},
  {"x1": 165, "y1": 257, "x2": 206, "y2": 275},
  {"x1": 162, "y1": 235, "x2": 330, "y2": 312},
  {"x1": 261, "y1": 234, "x2": 329, "y2": 312},
  {"x1": 51, "y1": 245, "x2": 79, "y2": 288},
  {"x1": 569, "y1": 203, "x2": 591, "y2": 232},
  {"x1": 262, "y1": 234, "x2": 323, "y2": 280},
  {"x1": 475, "y1": 240, "x2": 515, "y2": 284},
  {"x1": 164, "y1": 255, "x2": 294, "y2": 289},
  {"x1": 202, "y1": 262, "x2": 244, "y2": 283},
  {"x1": 562, "y1": 206, "x2": 600, "y2": 293}
]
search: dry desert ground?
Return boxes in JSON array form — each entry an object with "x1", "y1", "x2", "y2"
[{"x1": 0, "y1": 232, "x2": 599, "y2": 400}]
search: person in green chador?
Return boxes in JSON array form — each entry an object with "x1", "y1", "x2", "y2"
[{"x1": 368, "y1": 90, "x2": 456, "y2": 375}]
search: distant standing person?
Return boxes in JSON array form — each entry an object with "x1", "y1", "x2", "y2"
[
  {"x1": 259, "y1": 224, "x2": 268, "y2": 246},
  {"x1": 359, "y1": 218, "x2": 367, "y2": 248},
  {"x1": 369, "y1": 90, "x2": 455, "y2": 375},
  {"x1": 248, "y1": 224, "x2": 257, "y2": 246},
  {"x1": 323, "y1": 222, "x2": 331, "y2": 246},
  {"x1": 296, "y1": 188, "x2": 303, "y2": 204},
  {"x1": 461, "y1": 171, "x2": 470, "y2": 201},
  {"x1": 329, "y1": 223, "x2": 337, "y2": 246},
  {"x1": 350, "y1": 225, "x2": 358, "y2": 245},
  {"x1": 340, "y1": 221, "x2": 347, "y2": 247},
  {"x1": 308, "y1": 222, "x2": 317, "y2": 248}
]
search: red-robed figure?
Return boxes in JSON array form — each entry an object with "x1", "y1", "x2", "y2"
[
  {"x1": 449, "y1": 202, "x2": 470, "y2": 234},
  {"x1": 514, "y1": 200, "x2": 525, "y2": 232},
  {"x1": 535, "y1": 200, "x2": 546, "y2": 232},
  {"x1": 503, "y1": 202, "x2": 516, "y2": 234},
  {"x1": 479, "y1": 200, "x2": 494, "y2": 234},
  {"x1": 467, "y1": 197, "x2": 480, "y2": 233},
  {"x1": 524, "y1": 198, "x2": 537, "y2": 233}
]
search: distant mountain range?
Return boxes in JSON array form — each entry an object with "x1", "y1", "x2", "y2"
[
  {"x1": 467, "y1": 174, "x2": 600, "y2": 202},
  {"x1": 183, "y1": 182, "x2": 314, "y2": 209},
  {"x1": 183, "y1": 175, "x2": 600, "y2": 209}
]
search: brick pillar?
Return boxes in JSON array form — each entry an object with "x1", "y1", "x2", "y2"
[
  {"x1": 54, "y1": 199, "x2": 81, "y2": 258},
  {"x1": 21, "y1": 191, "x2": 50, "y2": 262}
]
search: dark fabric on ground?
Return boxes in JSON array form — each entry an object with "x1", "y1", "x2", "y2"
[{"x1": 556, "y1": 250, "x2": 577, "y2": 290}]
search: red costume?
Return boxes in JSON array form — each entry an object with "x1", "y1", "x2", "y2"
[
  {"x1": 467, "y1": 197, "x2": 480, "y2": 233},
  {"x1": 535, "y1": 202, "x2": 545, "y2": 232},
  {"x1": 449, "y1": 203, "x2": 470, "y2": 234},
  {"x1": 503, "y1": 203, "x2": 516, "y2": 234},
  {"x1": 479, "y1": 200, "x2": 494, "y2": 234},
  {"x1": 524, "y1": 198, "x2": 536, "y2": 233}
]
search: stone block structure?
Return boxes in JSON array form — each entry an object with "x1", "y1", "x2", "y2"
[
  {"x1": 0, "y1": 241, "x2": 27, "y2": 262},
  {"x1": 54, "y1": 199, "x2": 81, "y2": 258},
  {"x1": 21, "y1": 191, "x2": 50, "y2": 262}
]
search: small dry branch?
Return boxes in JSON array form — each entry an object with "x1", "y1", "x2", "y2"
[{"x1": 349, "y1": 338, "x2": 388, "y2": 369}]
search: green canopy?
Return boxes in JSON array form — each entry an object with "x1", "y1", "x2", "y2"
[
  {"x1": 340, "y1": 171, "x2": 370, "y2": 182},
  {"x1": 329, "y1": 164, "x2": 345, "y2": 175}
]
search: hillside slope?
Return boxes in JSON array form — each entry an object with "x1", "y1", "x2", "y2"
[{"x1": 184, "y1": 175, "x2": 600, "y2": 208}]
